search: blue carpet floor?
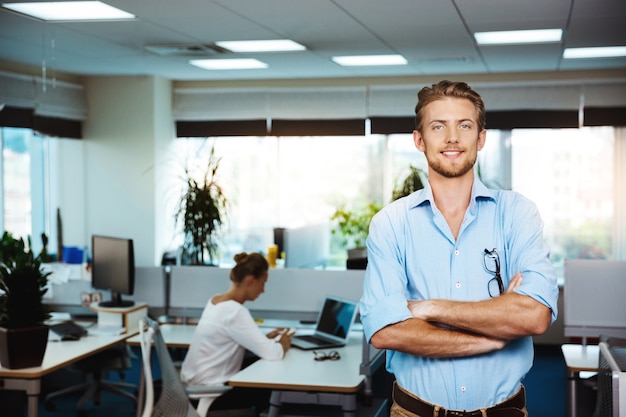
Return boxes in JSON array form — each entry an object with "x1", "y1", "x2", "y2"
[{"x1": 1, "y1": 345, "x2": 571, "y2": 417}]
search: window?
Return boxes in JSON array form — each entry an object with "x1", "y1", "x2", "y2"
[
  {"x1": 1, "y1": 127, "x2": 59, "y2": 256},
  {"x1": 510, "y1": 127, "x2": 614, "y2": 280},
  {"x1": 174, "y1": 126, "x2": 617, "y2": 277},
  {"x1": 2, "y1": 125, "x2": 620, "y2": 278}
]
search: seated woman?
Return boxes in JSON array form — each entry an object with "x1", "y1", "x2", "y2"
[{"x1": 180, "y1": 251, "x2": 292, "y2": 415}]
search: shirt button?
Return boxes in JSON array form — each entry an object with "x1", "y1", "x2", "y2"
[
  {"x1": 461, "y1": 386, "x2": 467, "y2": 393},
  {"x1": 454, "y1": 249, "x2": 460, "y2": 255},
  {"x1": 455, "y1": 282, "x2": 461, "y2": 289}
]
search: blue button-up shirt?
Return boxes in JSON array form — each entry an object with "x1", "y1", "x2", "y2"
[{"x1": 359, "y1": 179, "x2": 559, "y2": 410}]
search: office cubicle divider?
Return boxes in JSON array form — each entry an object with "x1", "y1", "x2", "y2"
[
  {"x1": 564, "y1": 260, "x2": 626, "y2": 344},
  {"x1": 44, "y1": 266, "x2": 365, "y2": 323}
]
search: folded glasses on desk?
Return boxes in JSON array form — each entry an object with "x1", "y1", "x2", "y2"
[{"x1": 313, "y1": 350, "x2": 340, "y2": 361}]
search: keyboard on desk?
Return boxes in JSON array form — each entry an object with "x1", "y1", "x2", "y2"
[
  {"x1": 294, "y1": 334, "x2": 332, "y2": 346},
  {"x1": 50, "y1": 321, "x2": 88, "y2": 339}
]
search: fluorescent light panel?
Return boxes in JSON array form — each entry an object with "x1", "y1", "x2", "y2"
[
  {"x1": 474, "y1": 29, "x2": 563, "y2": 45},
  {"x1": 563, "y1": 46, "x2": 626, "y2": 59},
  {"x1": 1, "y1": 1, "x2": 135, "y2": 21},
  {"x1": 215, "y1": 40, "x2": 306, "y2": 53},
  {"x1": 332, "y1": 55, "x2": 407, "y2": 66},
  {"x1": 190, "y1": 59, "x2": 268, "y2": 70}
]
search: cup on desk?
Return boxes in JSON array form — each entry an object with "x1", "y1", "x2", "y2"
[{"x1": 267, "y1": 245, "x2": 278, "y2": 268}]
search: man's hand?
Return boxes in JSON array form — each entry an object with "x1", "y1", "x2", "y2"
[
  {"x1": 407, "y1": 299, "x2": 432, "y2": 321},
  {"x1": 506, "y1": 272, "x2": 522, "y2": 293}
]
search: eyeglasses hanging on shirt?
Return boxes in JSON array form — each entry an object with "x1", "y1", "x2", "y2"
[{"x1": 483, "y1": 248, "x2": 504, "y2": 297}]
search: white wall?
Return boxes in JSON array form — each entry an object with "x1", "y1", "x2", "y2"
[{"x1": 79, "y1": 76, "x2": 173, "y2": 265}]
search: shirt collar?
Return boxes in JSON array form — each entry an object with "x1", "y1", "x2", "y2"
[{"x1": 406, "y1": 176, "x2": 498, "y2": 209}]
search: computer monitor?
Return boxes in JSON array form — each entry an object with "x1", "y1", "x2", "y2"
[{"x1": 91, "y1": 235, "x2": 135, "y2": 308}]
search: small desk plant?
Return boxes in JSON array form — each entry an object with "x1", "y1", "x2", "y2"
[{"x1": 0, "y1": 231, "x2": 51, "y2": 369}]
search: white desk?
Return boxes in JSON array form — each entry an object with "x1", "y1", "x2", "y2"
[
  {"x1": 229, "y1": 331, "x2": 366, "y2": 417},
  {"x1": 0, "y1": 332, "x2": 131, "y2": 417},
  {"x1": 128, "y1": 323, "x2": 385, "y2": 417},
  {"x1": 561, "y1": 344, "x2": 600, "y2": 417}
]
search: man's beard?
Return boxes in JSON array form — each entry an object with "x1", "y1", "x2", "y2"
[{"x1": 426, "y1": 153, "x2": 477, "y2": 178}]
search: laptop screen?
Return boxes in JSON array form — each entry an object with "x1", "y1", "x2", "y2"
[{"x1": 316, "y1": 297, "x2": 358, "y2": 339}]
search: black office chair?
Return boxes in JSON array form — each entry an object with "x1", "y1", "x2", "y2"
[{"x1": 45, "y1": 343, "x2": 137, "y2": 415}]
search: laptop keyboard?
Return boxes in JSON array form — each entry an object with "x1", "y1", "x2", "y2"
[{"x1": 295, "y1": 334, "x2": 329, "y2": 345}]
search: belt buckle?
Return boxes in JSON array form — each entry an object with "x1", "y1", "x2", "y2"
[{"x1": 443, "y1": 411, "x2": 466, "y2": 417}]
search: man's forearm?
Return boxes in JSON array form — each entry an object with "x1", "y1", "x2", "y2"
[
  {"x1": 408, "y1": 293, "x2": 552, "y2": 340},
  {"x1": 370, "y1": 317, "x2": 506, "y2": 358}
]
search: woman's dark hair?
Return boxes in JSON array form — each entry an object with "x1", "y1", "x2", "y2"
[
  {"x1": 230, "y1": 252, "x2": 269, "y2": 283},
  {"x1": 414, "y1": 80, "x2": 486, "y2": 132}
]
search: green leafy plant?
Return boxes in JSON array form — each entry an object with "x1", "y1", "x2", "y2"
[
  {"x1": 392, "y1": 165, "x2": 426, "y2": 201},
  {"x1": 175, "y1": 146, "x2": 228, "y2": 265},
  {"x1": 0, "y1": 232, "x2": 51, "y2": 328},
  {"x1": 331, "y1": 202, "x2": 382, "y2": 249}
]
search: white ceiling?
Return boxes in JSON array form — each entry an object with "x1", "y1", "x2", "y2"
[{"x1": 0, "y1": 0, "x2": 625, "y2": 82}]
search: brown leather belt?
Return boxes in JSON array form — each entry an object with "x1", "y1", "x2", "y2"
[{"x1": 393, "y1": 382, "x2": 526, "y2": 417}]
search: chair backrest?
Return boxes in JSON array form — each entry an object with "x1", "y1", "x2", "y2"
[
  {"x1": 593, "y1": 336, "x2": 626, "y2": 417},
  {"x1": 139, "y1": 316, "x2": 199, "y2": 417}
]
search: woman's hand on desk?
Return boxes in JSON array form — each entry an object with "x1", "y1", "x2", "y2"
[
  {"x1": 267, "y1": 328, "x2": 294, "y2": 355},
  {"x1": 266, "y1": 328, "x2": 288, "y2": 339}
]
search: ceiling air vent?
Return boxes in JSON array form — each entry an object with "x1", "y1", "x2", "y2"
[{"x1": 145, "y1": 44, "x2": 229, "y2": 57}]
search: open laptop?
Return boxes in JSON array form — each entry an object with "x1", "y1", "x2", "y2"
[{"x1": 291, "y1": 296, "x2": 359, "y2": 350}]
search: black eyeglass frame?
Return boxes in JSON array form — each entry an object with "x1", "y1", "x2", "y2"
[
  {"x1": 483, "y1": 248, "x2": 504, "y2": 297},
  {"x1": 313, "y1": 350, "x2": 341, "y2": 361}
]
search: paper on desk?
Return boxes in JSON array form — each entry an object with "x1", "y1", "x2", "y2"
[
  {"x1": 88, "y1": 325, "x2": 125, "y2": 336},
  {"x1": 48, "y1": 312, "x2": 72, "y2": 321}
]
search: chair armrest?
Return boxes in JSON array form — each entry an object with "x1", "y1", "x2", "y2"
[{"x1": 185, "y1": 385, "x2": 232, "y2": 397}]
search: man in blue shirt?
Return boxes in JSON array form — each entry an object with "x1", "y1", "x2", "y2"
[{"x1": 360, "y1": 80, "x2": 559, "y2": 416}]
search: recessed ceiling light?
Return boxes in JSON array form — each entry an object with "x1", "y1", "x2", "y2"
[
  {"x1": 1, "y1": 1, "x2": 135, "y2": 21},
  {"x1": 331, "y1": 55, "x2": 407, "y2": 66},
  {"x1": 215, "y1": 40, "x2": 306, "y2": 53},
  {"x1": 563, "y1": 46, "x2": 626, "y2": 59},
  {"x1": 190, "y1": 59, "x2": 268, "y2": 70},
  {"x1": 474, "y1": 29, "x2": 563, "y2": 45}
]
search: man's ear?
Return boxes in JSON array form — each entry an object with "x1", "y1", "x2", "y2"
[
  {"x1": 477, "y1": 129, "x2": 487, "y2": 151},
  {"x1": 413, "y1": 130, "x2": 425, "y2": 151}
]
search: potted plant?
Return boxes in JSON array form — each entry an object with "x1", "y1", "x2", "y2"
[
  {"x1": 175, "y1": 146, "x2": 228, "y2": 266},
  {"x1": 392, "y1": 165, "x2": 426, "y2": 201},
  {"x1": 0, "y1": 231, "x2": 52, "y2": 369},
  {"x1": 331, "y1": 202, "x2": 382, "y2": 259}
]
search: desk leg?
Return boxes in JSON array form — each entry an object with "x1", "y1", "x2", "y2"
[
  {"x1": 340, "y1": 393, "x2": 356, "y2": 417},
  {"x1": 266, "y1": 391, "x2": 283, "y2": 417},
  {"x1": 1, "y1": 377, "x2": 41, "y2": 417},
  {"x1": 565, "y1": 369, "x2": 578, "y2": 417}
]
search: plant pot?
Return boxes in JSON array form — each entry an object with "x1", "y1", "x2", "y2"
[
  {"x1": 0, "y1": 324, "x2": 49, "y2": 369},
  {"x1": 347, "y1": 247, "x2": 367, "y2": 259}
]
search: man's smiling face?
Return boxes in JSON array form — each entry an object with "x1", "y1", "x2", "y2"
[{"x1": 413, "y1": 97, "x2": 486, "y2": 179}]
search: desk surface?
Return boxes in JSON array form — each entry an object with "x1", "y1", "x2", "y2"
[
  {"x1": 0, "y1": 331, "x2": 130, "y2": 378},
  {"x1": 228, "y1": 332, "x2": 365, "y2": 393},
  {"x1": 561, "y1": 344, "x2": 600, "y2": 372}
]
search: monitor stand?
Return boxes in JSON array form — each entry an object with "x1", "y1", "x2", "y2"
[{"x1": 98, "y1": 291, "x2": 135, "y2": 308}]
